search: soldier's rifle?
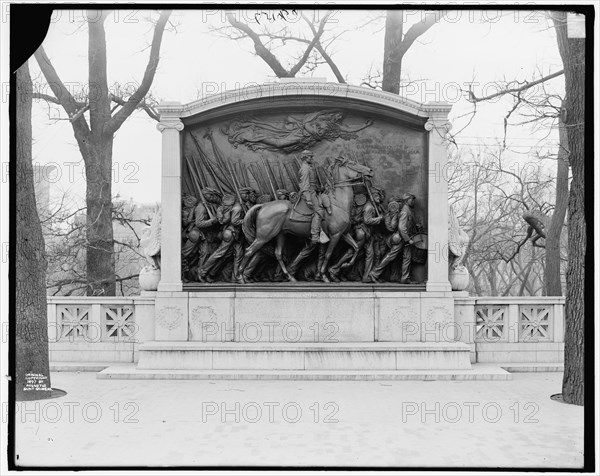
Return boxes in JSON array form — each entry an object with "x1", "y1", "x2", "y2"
[
  {"x1": 184, "y1": 155, "x2": 215, "y2": 220},
  {"x1": 225, "y1": 159, "x2": 248, "y2": 212},
  {"x1": 363, "y1": 176, "x2": 381, "y2": 217},
  {"x1": 250, "y1": 163, "x2": 269, "y2": 195},
  {"x1": 261, "y1": 157, "x2": 278, "y2": 198},
  {"x1": 204, "y1": 129, "x2": 235, "y2": 191},
  {"x1": 284, "y1": 162, "x2": 299, "y2": 191},
  {"x1": 189, "y1": 156, "x2": 216, "y2": 220},
  {"x1": 189, "y1": 132, "x2": 226, "y2": 195},
  {"x1": 276, "y1": 163, "x2": 286, "y2": 190}
]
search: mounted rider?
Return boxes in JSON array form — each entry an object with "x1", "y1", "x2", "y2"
[{"x1": 299, "y1": 149, "x2": 330, "y2": 244}]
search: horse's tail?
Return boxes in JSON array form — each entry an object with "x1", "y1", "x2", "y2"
[{"x1": 242, "y1": 204, "x2": 263, "y2": 243}]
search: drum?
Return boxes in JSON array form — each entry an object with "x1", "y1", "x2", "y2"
[{"x1": 411, "y1": 233, "x2": 428, "y2": 264}]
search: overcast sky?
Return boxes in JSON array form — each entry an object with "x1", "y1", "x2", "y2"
[{"x1": 29, "y1": 8, "x2": 564, "y2": 207}]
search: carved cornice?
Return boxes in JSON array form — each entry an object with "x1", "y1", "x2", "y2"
[{"x1": 158, "y1": 82, "x2": 451, "y2": 121}]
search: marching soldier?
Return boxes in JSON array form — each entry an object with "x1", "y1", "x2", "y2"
[
  {"x1": 181, "y1": 190, "x2": 222, "y2": 281},
  {"x1": 276, "y1": 189, "x2": 290, "y2": 201},
  {"x1": 384, "y1": 195, "x2": 403, "y2": 282},
  {"x1": 256, "y1": 193, "x2": 273, "y2": 204},
  {"x1": 368, "y1": 193, "x2": 419, "y2": 284},
  {"x1": 361, "y1": 187, "x2": 386, "y2": 281},
  {"x1": 329, "y1": 193, "x2": 368, "y2": 281},
  {"x1": 240, "y1": 187, "x2": 258, "y2": 210},
  {"x1": 197, "y1": 190, "x2": 247, "y2": 283}
]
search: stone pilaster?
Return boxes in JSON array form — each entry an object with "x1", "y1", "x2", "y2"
[{"x1": 423, "y1": 102, "x2": 453, "y2": 292}]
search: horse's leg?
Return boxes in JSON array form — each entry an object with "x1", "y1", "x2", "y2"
[
  {"x1": 320, "y1": 233, "x2": 343, "y2": 283},
  {"x1": 274, "y1": 233, "x2": 295, "y2": 282},
  {"x1": 329, "y1": 248, "x2": 354, "y2": 282},
  {"x1": 316, "y1": 243, "x2": 327, "y2": 281},
  {"x1": 341, "y1": 232, "x2": 363, "y2": 269},
  {"x1": 287, "y1": 240, "x2": 317, "y2": 278},
  {"x1": 238, "y1": 238, "x2": 269, "y2": 283},
  {"x1": 243, "y1": 252, "x2": 264, "y2": 282}
]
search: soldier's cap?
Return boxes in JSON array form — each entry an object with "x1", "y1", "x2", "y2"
[
  {"x1": 276, "y1": 189, "x2": 288, "y2": 195},
  {"x1": 182, "y1": 193, "x2": 199, "y2": 207},
  {"x1": 239, "y1": 187, "x2": 256, "y2": 195},
  {"x1": 401, "y1": 192, "x2": 416, "y2": 200},
  {"x1": 300, "y1": 149, "x2": 313, "y2": 156},
  {"x1": 354, "y1": 193, "x2": 367, "y2": 206},
  {"x1": 389, "y1": 194, "x2": 405, "y2": 203},
  {"x1": 201, "y1": 188, "x2": 222, "y2": 198},
  {"x1": 387, "y1": 201, "x2": 400, "y2": 212},
  {"x1": 222, "y1": 194, "x2": 236, "y2": 206},
  {"x1": 371, "y1": 187, "x2": 385, "y2": 197},
  {"x1": 257, "y1": 194, "x2": 272, "y2": 203}
]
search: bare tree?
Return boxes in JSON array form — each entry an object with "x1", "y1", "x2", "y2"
[
  {"x1": 447, "y1": 146, "x2": 560, "y2": 296},
  {"x1": 463, "y1": 10, "x2": 586, "y2": 404},
  {"x1": 33, "y1": 9, "x2": 172, "y2": 296},
  {"x1": 466, "y1": 61, "x2": 568, "y2": 296},
  {"x1": 42, "y1": 194, "x2": 153, "y2": 296},
  {"x1": 553, "y1": 10, "x2": 586, "y2": 407},
  {"x1": 15, "y1": 61, "x2": 52, "y2": 400},
  {"x1": 381, "y1": 10, "x2": 444, "y2": 94},
  {"x1": 212, "y1": 10, "x2": 346, "y2": 82}
]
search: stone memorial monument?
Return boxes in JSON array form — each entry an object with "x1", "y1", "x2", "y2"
[{"x1": 124, "y1": 80, "x2": 479, "y2": 378}]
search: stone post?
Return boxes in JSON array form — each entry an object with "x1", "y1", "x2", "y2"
[
  {"x1": 156, "y1": 102, "x2": 185, "y2": 292},
  {"x1": 423, "y1": 102, "x2": 452, "y2": 292}
]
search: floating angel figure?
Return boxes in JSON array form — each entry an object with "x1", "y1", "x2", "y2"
[{"x1": 222, "y1": 110, "x2": 373, "y2": 153}]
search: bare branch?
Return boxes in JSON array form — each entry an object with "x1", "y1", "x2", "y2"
[
  {"x1": 467, "y1": 70, "x2": 564, "y2": 103},
  {"x1": 225, "y1": 12, "x2": 292, "y2": 78},
  {"x1": 105, "y1": 10, "x2": 172, "y2": 134},
  {"x1": 33, "y1": 46, "x2": 91, "y2": 137}
]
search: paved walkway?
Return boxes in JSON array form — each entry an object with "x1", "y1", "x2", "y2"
[{"x1": 14, "y1": 372, "x2": 583, "y2": 468}]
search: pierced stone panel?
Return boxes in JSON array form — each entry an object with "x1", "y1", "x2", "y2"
[
  {"x1": 475, "y1": 305, "x2": 507, "y2": 343},
  {"x1": 519, "y1": 306, "x2": 552, "y2": 342},
  {"x1": 103, "y1": 306, "x2": 135, "y2": 341},
  {"x1": 58, "y1": 306, "x2": 90, "y2": 340}
]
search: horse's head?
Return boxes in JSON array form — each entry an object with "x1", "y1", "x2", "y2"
[{"x1": 331, "y1": 155, "x2": 374, "y2": 184}]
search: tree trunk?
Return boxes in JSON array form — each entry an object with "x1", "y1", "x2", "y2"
[
  {"x1": 545, "y1": 108, "x2": 569, "y2": 296},
  {"x1": 382, "y1": 10, "x2": 404, "y2": 94},
  {"x1": 33, "y1": 10, "x2": 171, "y2": 297},
  {"x1": 85, "y1": 13, "x2": 115, "y2": 296},
  {"x1": 554, "y1": 11, "x2": 585, "y2": 406},
  {"x1": 15, "y1": 61, "x2": 52, "y2": 400},
  {"x1": 85, "y1": 139, "x2": 116, "y2": 295}
]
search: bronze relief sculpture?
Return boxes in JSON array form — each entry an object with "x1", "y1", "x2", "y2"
[{"x1": 180, "y1": 112, "x2": 430, "y2": 285}]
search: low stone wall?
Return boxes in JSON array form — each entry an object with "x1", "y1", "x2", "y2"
[
  {"x1": 46, "y1": 293, "x2": 565, "y2": 366},
  {"x1": 47, "y1": 295, "x2": 155, "y2": 364},
  {"x1": 454, "y1": 295, "x2": 565, "y2": 363}
]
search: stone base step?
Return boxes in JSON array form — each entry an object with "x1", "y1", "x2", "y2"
[
  {"x1": 500, "y1": 363, "x2": 564, "y2": 372},
  {"x1": 137, "y1": 341, "x2": 473, "y2": 371},
  {"x1": 50, "y1": 362, "x2": 113, "y2": 372},
  {"x1": 97, "y1": 364, "x2": 511, "y2": 381}
]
